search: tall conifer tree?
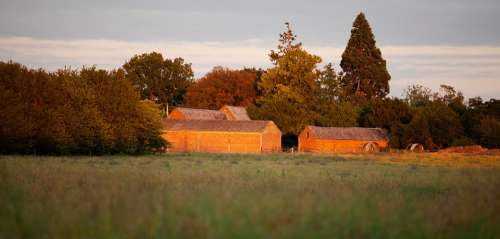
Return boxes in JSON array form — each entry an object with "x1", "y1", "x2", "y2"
[{"x1": 340, "y1": 12, "x2": 390, "y2": 102}]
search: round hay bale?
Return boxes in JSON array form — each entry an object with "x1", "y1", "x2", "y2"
[
  {"x1": 363, "y1": 142, "x2": 380, "y2": 153},
  {"x1": 408, "y1": 143, "x2": 424, "y2": 153}
]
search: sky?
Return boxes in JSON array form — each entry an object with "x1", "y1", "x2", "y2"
[{"x1": 0, "y1": 0, "x2": 499, "y2": 99}]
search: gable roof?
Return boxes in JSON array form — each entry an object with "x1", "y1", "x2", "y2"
[
  {"x1": 220, "y1": 105, "x2": 251, "y2": 120},
  {"x1": 170, "y1": 107, "x2": 226, "y2": 120},
  {"x1": 306, "y1": 126, "x2": 388, "y2": 141},
  {"x1": 163, "y1": 120, "x2": 276, "y2": 133}
]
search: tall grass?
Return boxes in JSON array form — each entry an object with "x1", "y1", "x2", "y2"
[{"x1": 1, "y1": 153, "x2": 499, "y2": 238}]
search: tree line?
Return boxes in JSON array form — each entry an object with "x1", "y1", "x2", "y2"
[
  {"x1": 0, "y1": 63, "x2": 166, "y2": 154},
  {"x1": 1, "y1": 12, "x2": 498, "y2": 154}
]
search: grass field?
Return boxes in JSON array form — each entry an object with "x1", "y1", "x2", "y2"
[{"x1": 1, "y1": 153, "x2": 500, "y2": 239}]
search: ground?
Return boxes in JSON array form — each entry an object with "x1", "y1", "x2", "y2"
[{"x1": 1, "y1": 153, "x2": 499, "y2": 239}]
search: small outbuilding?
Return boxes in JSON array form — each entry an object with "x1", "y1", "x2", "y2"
[
  {"x1": 219, "y1": 105, "x2": 251, "y2": 120},
  {"x1": 162, "y1": 120, "x2": 281, "y2": 153},
  {"x1": 298, "y1": 126, "x2": 389, "y2": 153},
  {"x1": 168, "y1": 107, "x2": 227, "y2": 120}
]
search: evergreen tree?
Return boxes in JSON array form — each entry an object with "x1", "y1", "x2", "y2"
[{"x1": 340, "y1": 12, "x2": 391, "y2": 102}]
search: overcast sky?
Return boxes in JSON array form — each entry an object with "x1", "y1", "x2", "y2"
[{"x1": 1, "y1": 0, "x2": 499, "y2": 99}]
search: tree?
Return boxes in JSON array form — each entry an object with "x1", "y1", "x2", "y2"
[
  {"x1": 358, "y1": 98, "x2": 412, "y2": 129},
  {"x1": 250, "y1": 23, "x2": 322, "y2": 136},
  {"x1": 318, "y1": 63, "x2": 342, "y2": 103},
  {"x1": 313, "y1": 63, "x2": 359, "y2": 128},
  {"x1": 421, "y1": 101, "x2": 464, "y2": 149},
  {"x1": 123, "y1": 52, "x2": 193, "y2": 109},
  {"x1": 404, "y1": 84, "x2": 435, "y2": 108},
  {"x1": 248, "y1": 86, "x2": 317, "y2": 136},
  {"x1": 81, "y1": 67, "x2": 166, "y2": 154},
  {"x1": 244, "y1": 67, "x2": 266, "y2": 97},
  {"x1": 340, "y1": 12, "x2": 390, "y2": 103},
  {"x1": 401, "y1": 109, "x2": 434, "y2": 149},
  {"x1": 184, "y1": 67, "x2": 257, "y2": 109},
  {"x1": 48, "y1": 68, "x2": 111, "y2": 154},
  {"x1": 0, "y1": 61, "x2": 55, "y2": 153},
  {"x1": 135, "y1": 100, "x2": 169, "y2": 152},
  {"x1": 315, "y1": 101, "x2": 358, "y2": 127},
  {"x1": 357, "y1": 98, "x2": 412, "y2": 148},
  {"x1": 394, "y1": 98, "x2": 464, "y2": 150},
  {"x1": 437, "y1": 84, "x2": 466, "y2": 115},
  {"x1": 0, "y1": 61, "x2": 166, "y2": 155},
  {"x1": 478, "y1": 116, "x2": 500, "y2": 148},
  {"x1": 462, "y1": 98, "x2": 500, "y2": 147}
]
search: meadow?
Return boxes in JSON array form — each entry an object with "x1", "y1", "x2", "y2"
[{"x1": 1, "y1": 153, "x2": 499, "y2": 239}]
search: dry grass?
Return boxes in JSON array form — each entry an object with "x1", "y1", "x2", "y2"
[
  {"x1": 342, "y1": 152, "x2": 500, "y2": 168},
  {"x1": 1, "y1": 153, "x2": 499, "y2": 239}
]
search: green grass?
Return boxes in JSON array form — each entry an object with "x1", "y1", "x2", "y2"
[{"x1": 1, "y1": 153, "x2": 499, "y2": 239}]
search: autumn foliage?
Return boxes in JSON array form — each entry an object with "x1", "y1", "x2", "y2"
[
  {"x1": 0, "y1": 62, "x2": 166, "y2": 155},
  {"x1": 184, "y1": 67, "x2": 258, "y2": 109}
]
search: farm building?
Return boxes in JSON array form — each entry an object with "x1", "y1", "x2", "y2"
[
  {"x1": 168, "y1": 107, "x2": 227, "y2": 120},
  {"x1": 162, "y1": 120, "x2": 281, "y2": 153},
  {"x1": 298, "y1": 126, "x2": 389, "y2": 153},
  {"x1": 220, "y1": 105, "x2": 251, "y2": 120}
]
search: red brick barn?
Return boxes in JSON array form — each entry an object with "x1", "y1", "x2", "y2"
[
  {"x1": 162, "y1": 120, "x2": 282, "y2": 153},
  {"x1": 298, "y1": 126, "x2": 389, "y2": 153}
]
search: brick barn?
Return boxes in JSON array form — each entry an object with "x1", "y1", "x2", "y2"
[
  {"x1": 219, "y1": 105, "x2": 251, "y2": 120},
  {"x1": 162, "y1": 120, "x2": 282, "y2": 153},
  {"x1": 298, "y1": 126, "x2": 389, "y2": 153},
  {"x1": 168, "y1": 107, "x2": 226, "y2": 120}
]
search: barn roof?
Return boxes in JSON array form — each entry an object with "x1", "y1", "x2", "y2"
[
  {"x1": 220, "y1": 105, "x2": 251, "y2": 120},
  {"x1": 307, "y1": 126, "x2": 388, "y2": 141},
  {"x1": 171, "y1": 107, "x2": 226, "y2": 120},
  {"x1": 163, "y1": 120, "x2": 275, "y2": 133}
]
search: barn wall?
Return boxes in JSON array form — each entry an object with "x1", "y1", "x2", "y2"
[
  {"x1": 162, "y1": 131, "x2": 186, "y2": 152},
  {"x1": 298, "y1": 128, "x2": 388, "y2": 153},
  {"x1": 261, "y1": 123, "x2": 282, "y2": 153},
  {"x1": 298, "y1": 127, "x2": 310, "y2": 152},
  {"x1": 303, "y1": 139, "x2": 388, "y2": 153},
  {"x1": 162, "y1": 131, "x2": 263, "y2": 153}
]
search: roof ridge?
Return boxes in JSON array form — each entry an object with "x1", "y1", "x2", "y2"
[
  {"x1": 177, "y1": 107, "x2": 220, "y2": 111},
  {"x1": 306, "y1": 125, "x2": 388, "y2": 141},
  {"x1": 308, "y1": 125, "x2": 383, "y2": 129},
  {"x1": 163, "y1": 119, "x2": 275, "y2": 133}
]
